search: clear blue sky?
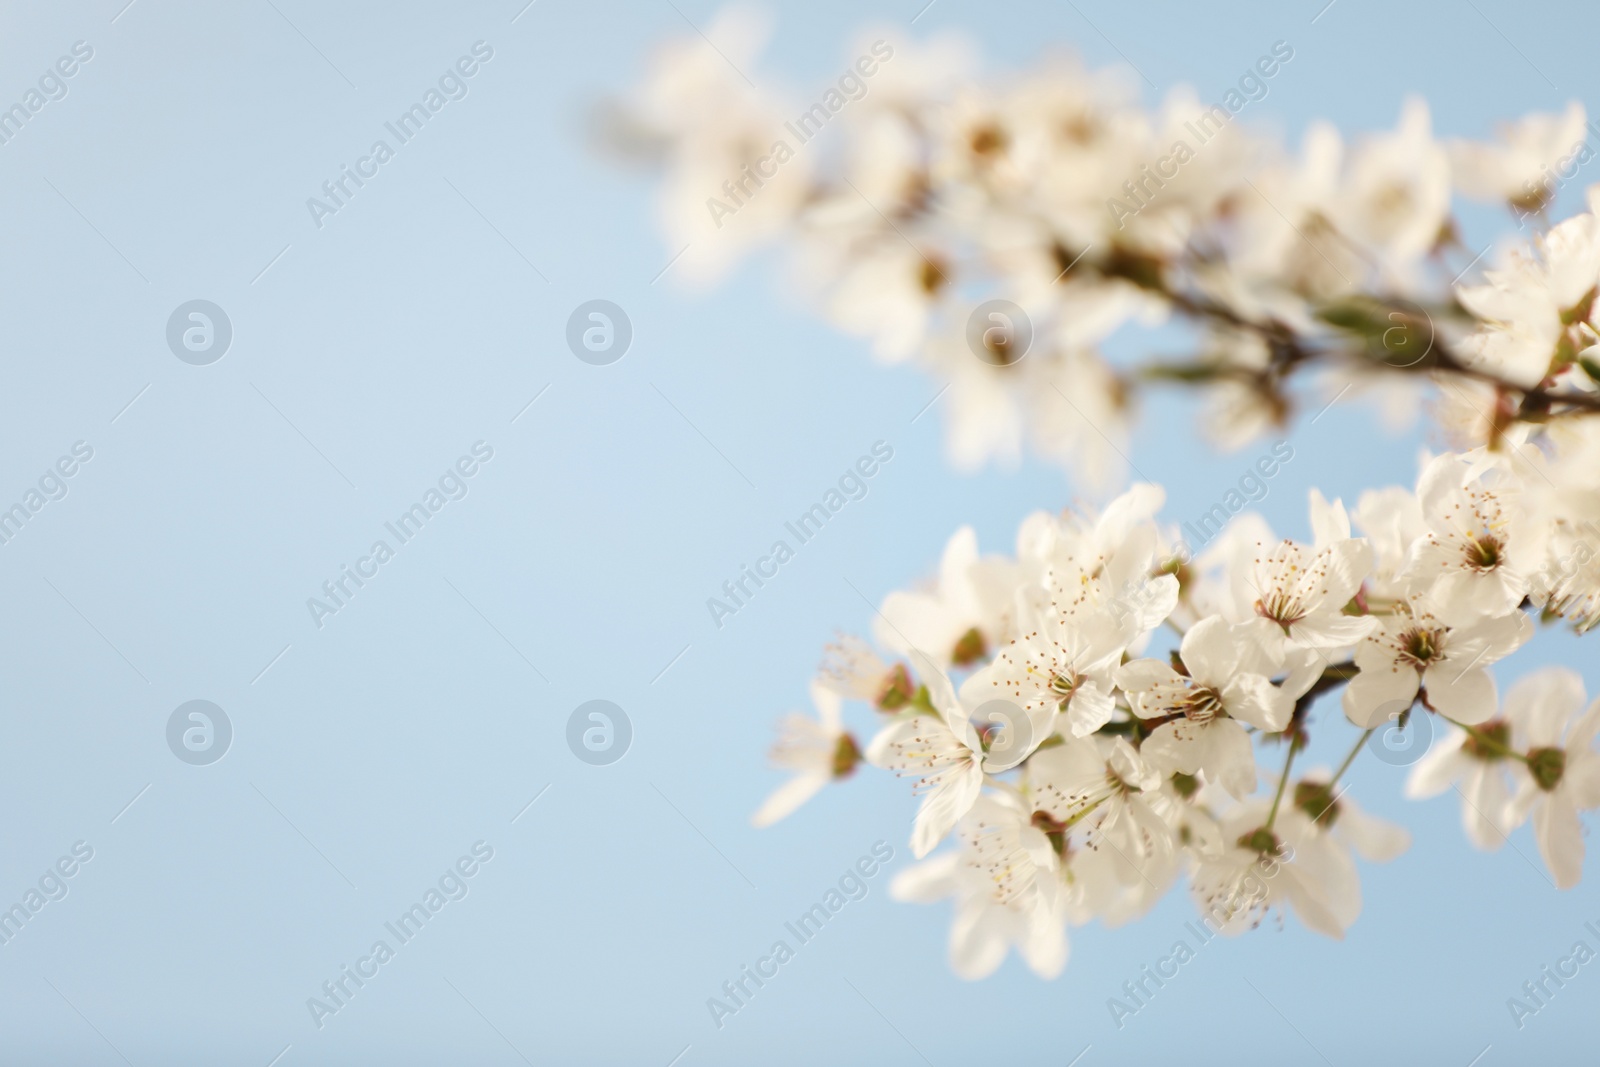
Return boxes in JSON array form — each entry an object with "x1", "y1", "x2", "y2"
[{"x1": 0, "y1": 0, "x2": 1594, "y2": 1063}]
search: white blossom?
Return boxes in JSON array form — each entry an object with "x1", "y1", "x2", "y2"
[
  {"x1": 1503, "y1": 668, "x2": 1600, "y2": 888},
  {"x1": 751, "y1": 682, "x2": 855, "y2": 827}
]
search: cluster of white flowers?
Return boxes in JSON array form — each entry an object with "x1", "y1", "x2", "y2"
[
  {"x1": 614, "y1": 9, "x2": 1600, "y2": 485},
  {"x1": 616, "y1": 12, "x2": 1600, "y2": 978},
  {"x1": 754, "y1": 464, "x2": 1599, "y2": 976}
]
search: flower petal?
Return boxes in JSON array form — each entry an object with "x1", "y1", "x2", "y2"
[
  {"x1": 809, "y1": 680, "x2": 843, "y2": 732},
  {"x1": 1423, "y1": 664, "x2": 1497, "y2": 726},
  {"x1": 1335, "y1": 800, "x2": 1411, "y2": 862},
  {"x1": 1464, "y1": 766, "x2": 1514, "y2": 850},
  {"x1": 1061, "y1": 682, "x2": 1116, "y2": 738},
  {"x1": 912, "y1": 760, "x2": 984, "y2": 858},
  {"x1": 1223, "y1": 672, "x2": 1293, "y2": 731},
  {"x1": 751, "y1": 773, "x2": 829, "y2": 828},
  {"x1": 1290, "y1": 611, "x2": 1380, "y2": 650},
  {"x1": 1178, "y1": 616, "x2": 1241, "y2": 685},
  {"x1": 1017, "y1": 901, "x2": 1069, "y2": 979},
  {"x1": 1503, "y1": 666, "x2": 1587, "y2": 748},
  {"x1": 1342, "y1": 664, "x2": 1420, "y2": 728},
  {"x1": 1404, "y1": 725, "x2": 1469, "y2": 798},
  {"x1": 889, "y1": 852, "x2": 960, "y2": 903},
  {"x1": 909, "y1": 650, "x2": 964, "y2": 727},
  {"x1": 949, "y1": 902, "x2": 1011, "y2": 980},
  {"x1": 1534, "y1": 789, "x2": 1584, "y2": 890}
]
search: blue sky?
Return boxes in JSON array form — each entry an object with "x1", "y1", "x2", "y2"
[{"x1": 0, "y1": 0, "x2": 1595, "y2": 1063}]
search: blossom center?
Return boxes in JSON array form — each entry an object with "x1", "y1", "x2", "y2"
[
  {"x1": 1293, "y1": 781, "x2": 1341, "y2": 827},
  {"x1": 1397, "y1": 626, "x2": 1445, "y2": 667},
  {"x1": 969, "y1": 123, "x2": 1006, "y2": 157},
  {"x1": 1527, "y1": 746, "x2": 1566, "y2": 792},
  {"x1": 1180, "y1": 685, "x2": 1225, "y2": 724},
  {"x1": 1236, "y1": 827, "x2": 1281, "y2": 856},
  {"x1": 1465, "y1": 535, "x2": 1503, "y2": 572},
  {"x1": 1050, "y1": 671, "x2": 1083, "y2": 704},
  {"x1": 1256, "y1": 591, "x2": 1306, "y2": 628}
]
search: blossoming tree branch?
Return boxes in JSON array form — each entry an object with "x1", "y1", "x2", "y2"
[{"x1": 613, "y1": 11, "x2": 1600, "y2": 977}]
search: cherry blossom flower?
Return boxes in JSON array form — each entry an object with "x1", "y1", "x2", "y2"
[
  {"x1": 1342, "y1": 596, "x2": 1531, "y2": 728},
  {"x1": 1292, "y1": 772, "x2": 1411, "y2": 863},
  {"x1": 875, "y1": 527, "x2": 1011, "y2": 669},
  {"x1": 1400, "y1": 454, "x2": 1530, "y2": 619},
  {"x1": 1503, "y1": 668, "x2": 1600, "y2": 889},
  {"x1": 751, "y1": 682, "x2": 859, "y2": 828},
  {"x1": 1352, "y1": 482, "x2": 1429, "y2": 601},
  {"x1": 1406, "y1": 719, "x2": 1520, "y2": 850},
  {"x1": 1456, "y1": 188, "x2": 1600, "y2": 388},
  {"x1": 960, "y1": 592, "x2": 1142, "y2": 741},
  {"x1": 865, "y1": 652, "x2": 988, "y2": 857},
  {"x1": 1333, "y1": 97, "x2": 1452, "y2": 275},
  {"x1": 818, "y1": 633, "x2": 913, "y2": 709},
  {"x1": 1530, "y1": 521, "x2": 1600, "y2": 633},
  {"x1": 1116, "y1": 616, "x2": 1293, "y2": 798},
  {"x1": 1026, "y1": 736, "x2": 1177, "y2": 887},
  {"x1": 1190, "y1": 801, "x2": 1360, "y2": 939},
  {"x1": 1448, "y1": 102, "x2": 1588, "y2": 210},
  {"x1": 1031, "y1": 483, "x2": 1179, "y2": 633},
  {"x1": 1237, "y1": 491, "x2": 1379, "y2": 656},
  {"x1": 890, "y1": 793, "x2": 1068, "y2": 978}
]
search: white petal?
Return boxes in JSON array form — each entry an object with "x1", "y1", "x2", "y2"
[
  {"x1": 1342, "y1": 664, "x2": 1420, "y2": 728},
  {"x1": 1115, "y1": 573, "x2": 1180, "y2": 637},
  {"x1": 949, "y1": 903, "x2": 1010, "y2": 980},
  {"x1": 864, "y1": 716, "x2": 939, "y2": 770},
  {"x1": 1431, "y1": 569, "x2": 1522, "y2": 620},
  {"x1": 809, "y1": 680, "x2": 843, "y2": 732},
  {"x1": 1017, "y1": 901, "x2": 1069, "y2": 979},
  {"x1": 1145, "y1": 719, "x2": 1256, "y2": 799},
  {"x1": 1335, "y1": 800, "x2": 1411, "y2": 862},
  {"x1": 909, "y1": 650, "x2": 963, "y2": 725},
  {"x1": 1281, "y1": 850, "x2": 1357, "y2": 939},
  {"x1": 1179, "y1": 616, "x2": 1242, "y2": 685},
  {"x1": 1452, "y1": 610, "x2": 1533, "y2": 667},
  {"x1": 1404, "y1": 726, "x2": 1469, "y2": 798},
  {"x1": 1309, "y1": 488, "x2": 1352, "y2": 545},
  {"x1": 1223, "y1": 672, "x2": 1292, "y2": 731},
  {"x1": 939, "y1": 526, "x2": 980, "y2": 588},
  {"x1": 1534, "y1": 790, "x2": 1585, "y2": 889},
  {"x1": 751, "y1": 774, "x2": 829, "y2": 828},
  {"x1": 912, "y1": 761, "x2": 984, "y2": 858},
  {"x1": 1416, "y1": 453, "x2": 1465, "y2": 521},
  {"x1": 1140, "y1": 720, "x2": 1206, "y2": 777},
  {"x1": 1463, "y1": 766, "x2": 1514, "y2": 850},
  {"x1": 1423, "y1": 665, "x2": 1496, "y2": 726},
  {"x1": 1114, "y1": 659, "x2": 1184, "y2": 702},
  {"x1": 1567, "y1": 754, "x2": 1600, "y2": 809},
  {"x1": 890, "y1": 852, "x2": 960, "y2": 903},
  {"x1": 1503, "y1": 667, "x2": 1587, "y2": 747},
  {"x1": 1061, "y1": 682, "x2": 1115, "y2": 738},
  {"x1": 1569, "y1": 698, "x2": 1600, "y2": 754},
  {"x1": 1315, "y1": 538, "x2": 1375, "y2": 608},
  {"x1": 1206, "y1": 720, "x2": 1259, "y2": 799},
  {"x1": 1290, "y1": 611, "x2": 1380, "y2": 649},
  {"x1": 1283, "y1": 817, "x2": 1362, "y2": 926},
  {"x1": 1279, "y1": 647, "x2": 1328, "y2": 701}
]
